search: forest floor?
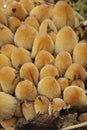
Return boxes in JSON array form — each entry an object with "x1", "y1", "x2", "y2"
[{"x1": 67, "y1": 0, "x2": 87, "y2": 21}]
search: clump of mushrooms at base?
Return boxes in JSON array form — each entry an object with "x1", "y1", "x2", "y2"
[{"x1": 0, "y1": 0, "x2": 87, "y2": 130}]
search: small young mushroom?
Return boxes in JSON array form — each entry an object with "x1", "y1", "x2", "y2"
[
  {"x1": 35, "y1": 50, "x2": 54, "y2": 70},
  {"x1": 11, "y1": 47, "x2": 31, "y2": 69},
  {"x1": 0, "y1": 24, "x2": 14, "y2": 46},
  {"x1": 34, "y1": 95, "x2": 49, "y2": 114},
  {"x1": 40, "y1": 64, "x2": 59, "y2": 79},
  {"x1": 25, "y1": 16, "x2": 39, "y2": 31},
  {"x1": 30, "y1": 4, "x2": 52, "y2": 23},
  {"x1": 0, "y1": 92, "x2": 17, "y2": 120},
  {"x1": 73, "y1": 41, "x2": 87, "y2": 68},
  {"x1": 64, "y1": 63, "x2": 87, "y2": 81},
  {"x1": 20, "y1": 62, "x2": 39, "y2": 85},
  {"x1": 19, "y1": 0, "x2": 34, "y2": 13},
  {"x1": 55, "y1": 51, "x2": 72, "y2": 75},
  {"x1": 0, "y1": 54, "x2": 11, "y2": 69},
  {"x1": 0, "y1": 7, "x2": 7, "y2": 25},
  {"x1": 0, "y1": 66, "x2": 19, "y2": 94},
  {"x1": 63, "y1": 85, "x2": 87, "y2": 109},
  {"x1": 8, "y1": 16, "x2": 21, "y2": 33},
  {"x1": 14, "y1": 23, "x2": 38, "y2": 50},
  {"x1": 22, "y1": 101, "x2": 36, "y2": 120},
  {"x1": 38, "y1": 76, "x2": 61, "y2": 100},
  {"x1": 79, "y1": 113, "x2": 87, "y2": 123},
  {"x1": 1, "y1": 44, "x2": 16, "y2": 59},
  {"x1": 15, "y1": 80, "x2": 37, "y2": 101},
  {"x1": 6, "y1": 1, "x2": 28, "y2": 20},
  {"x1": 32, "y1": 33, "x2": 54, "y2": 58},
  {"x1": 52, "y1": 1, "x2": 75, "y2": 29}
]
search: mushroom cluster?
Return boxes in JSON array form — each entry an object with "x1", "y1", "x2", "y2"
[{"x1": 0, "y1": 0, "x2": 87, "y2": 130}]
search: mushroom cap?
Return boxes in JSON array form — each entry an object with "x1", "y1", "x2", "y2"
[
  {"x1": 0, "y1": 117, "x2": 17, "y2": 129},
  {"x1": 57, "y1": 77, "x2": 69, "y2": 91},
  {"x1": 14, "y1": 100, "x2": 22, "y2": 117},
  {"x1": 14, "y1": 23, "x2": 38, "y2": 50},
  {"x1": 34, "y1": 95, "x2": 49, "y2": 114},
  {"x1": 32, "y1": 33, "x2": 54, "y2": 58},
  {"x1": 79, "y1": 113, "x2": 87, "y2": 123},
  {"x1": 0, "y1": 66, "x2": 17, "y2": 94},
  {"x1": 73, "y1": 41, "x2": 87, "y2": 68},
  {"x1": 0, "y1": 24, "x2": 14, "y2": 46},
  {"x1": 48, "y1": 31, "x2": 57, "y2": 43},
  {"x1": 55, "y1": 51, "x2": 72, "y2": 75},
  {"x1": 30, "y1": 4, "x2": 52, "y2": 23},
  {"x1": 38, "y1": 76, "x2": 61, "y2": 99},
  {"x1": 63, "y1": 85, "x2": 87, "y2": 108},
  {"x1": 71, "y1": 80, "x2": 85, "y2": 90},
  {"x1": 25, "y1": 15, "x2": 39, "y2": 31},
  {"x1": 49, "y1": 98, "x2": 66, "y2": 115},
  {"x1": 0, "y1": 54, "x2": 11, "y2": 69},
  {"x1": 35, "y1": 50, "x2": 54, "y2": 70},
  {"x1": 0, "y1": 92, "x2": 17, "y2": 120},
  {"x1": 22, "y1": 101, "x2": 36, "y2": 120},
  {"x1": 39, "y1": 18, "x2": 57, "y2": 43},
  {"x1": 40, "y1": 64, "x2": 59, "y2": 79},
  {"x1": 0, "y1": 7, "x2": 7, "y2": 25},
  {"x1": 52, "y1": 1, "x2": 75, "y2": 29},
  {"x1": 39, "y1": 18, "x2": 57, "y2": 34},
  {"x1": 15, "y1": 80, "x2": 37, "y2": 101},
  {"x1": 0, "y1": 66, "x2": 16, "y2": 82},
  {"x1": 6, "y1": 1, "x2": 28, "y2": 20},
  {"x1": 11, "y1": 47, "x2": 31, "y2": 69},
  {"x1": 20, "y1": 62, "x2": 39, "y2": 85},
  {"x1": 55, "y1": 26, "x2": 78, "y2": 55},
  {"x1": 64, "y1": 63, "x2": 87, "y2": 81},
  {"x1": 1, "y1": 44, "x2": 16, "y2": 58},
  {"x1": 8, "y1": 16, "x2": 21, "y2": 33},
  {"x1": 19, "y1": 0, "x2": 34, "y2": 13}
]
